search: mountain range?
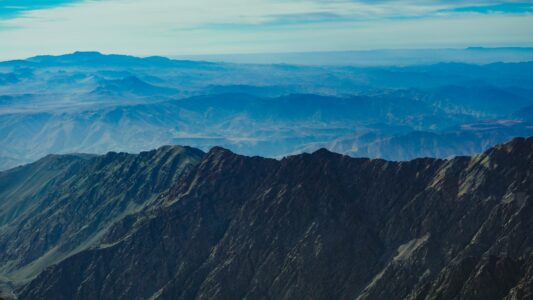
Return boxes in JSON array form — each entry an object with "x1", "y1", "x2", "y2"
[
  {"x1": 174, "y1": 47, "x2": 533, "y2": 66},
  {"x1": 0, "y1": 137, "x2": 531, "y2": 299},
  {"x1": 0, "y1": 52, "x2": 532, "y2": 170}
]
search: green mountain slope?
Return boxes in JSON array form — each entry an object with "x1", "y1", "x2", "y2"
[{"x1": 0, "y1": 146, "x2": 203, "y2": 287}]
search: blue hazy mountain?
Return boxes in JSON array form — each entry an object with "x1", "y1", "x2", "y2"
[
  {"x1": 174, "y1": 47, "x2": 533, "y2": 66},
  {"x1": 0, "y1": 51, "x2": 532, "y2": 170},
  {"x1": 515, "y1": 105, "x2": 533, "y2": 121},
  {"x1": 90, "y1": 76, "x2": 178, "y2": 98},
  {"x1": 16, "y1": 51, "x2": 214, "y2": 69}
]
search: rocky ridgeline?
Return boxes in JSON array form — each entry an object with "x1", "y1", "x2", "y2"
[{"x1": 0, "y1": 138, "x2": 531, "y2": 299}]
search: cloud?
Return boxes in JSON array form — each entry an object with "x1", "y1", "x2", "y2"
[
  {"x1": 0, "y1": 0, "x2": 84, "y2": 18},
  {"x1": 0, "y1": 0, "x2": 532, "y2": 60}
]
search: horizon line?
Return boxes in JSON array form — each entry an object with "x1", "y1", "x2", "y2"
[{"x1": 3, "y1": 46, "x2": 533, "y2": 63}]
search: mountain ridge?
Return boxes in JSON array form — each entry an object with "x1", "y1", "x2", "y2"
[
  {"x1": 0, "y1": 145, "x2": 204, "y2": 287},
  {"x1": 5, "y1": 51, "x2": 215, "y2": 68},
  {"x1": 1, "y1": 137, "x2": 529, "y2": 299}
]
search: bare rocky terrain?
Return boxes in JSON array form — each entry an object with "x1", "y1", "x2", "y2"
[{"x1": 0, "y1": 137, "x2": 530, "y2": 299}]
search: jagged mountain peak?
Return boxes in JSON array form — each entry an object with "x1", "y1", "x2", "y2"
[
  {"x1": 468, "y1": 136, "x2": 533, "y2": 171},
  {"x1": 310, "y1": 147, "x2": 344, "y2": 159},
  {"x1": 206, "y1": 145, "x2": 235, "y2": 156},
  {"x1": 493, "y1": 136, "x2": 532, "y2": 153}
]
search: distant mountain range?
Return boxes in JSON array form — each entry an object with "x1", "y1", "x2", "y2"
[
  {"x1": 314, "y1": 120, "x2": 533, "y2": 161},
  {"x1": 0, "y1": 137, "x2": 531, "y2": 299},
  {"x1": 174, "y1": 47, "x2": 533, "y2": 66},
  {"x1": 0, "y1": 51, "x2": 532, "y2": 170}
]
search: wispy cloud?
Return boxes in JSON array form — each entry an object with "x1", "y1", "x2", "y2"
[
  {"x1": 0, "y1": 0, "x2": 84, "y2": 18},
  {"x1": 439, "y1": 2, "x2": 533, "y2": 14},
  {"x1": 0, "y1": 0, "x2": 532, "y2": 60}
]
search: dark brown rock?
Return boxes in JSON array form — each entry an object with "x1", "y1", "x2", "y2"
[{"x1": 10, "y1": 137, "x2": 533, "y2": 300}]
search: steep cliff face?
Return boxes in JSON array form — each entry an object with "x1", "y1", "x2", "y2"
[
  {"x1": 0, "y1": 146, "x2": 204, "y2": 283},
  {"x1": 16, "y1": 137, "x2": 532, "y2": 300}
]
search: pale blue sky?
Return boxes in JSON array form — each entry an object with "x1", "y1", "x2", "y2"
[{"x1": 1, "y1": 0, "x2": 532, "y2": 60}]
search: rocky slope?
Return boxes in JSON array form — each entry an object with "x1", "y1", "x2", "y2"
[
  {"x1": 0, "y1": 145, "x2": 203, "y2": 286},
  {"x1": 12, "y1": 137, "x2": 533, "y2": 300}
]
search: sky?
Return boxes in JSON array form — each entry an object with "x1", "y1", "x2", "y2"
[{"x1": 0, "y1": 0, "x2": 532, "y2": 60}]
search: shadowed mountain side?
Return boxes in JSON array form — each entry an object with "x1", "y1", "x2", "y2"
[
  {"x1": 17, "y1": 137, "x2": 533, "y2": 300},
  {"x1": 0, "y1": 145, "x2": 203, "y2": 284}
]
